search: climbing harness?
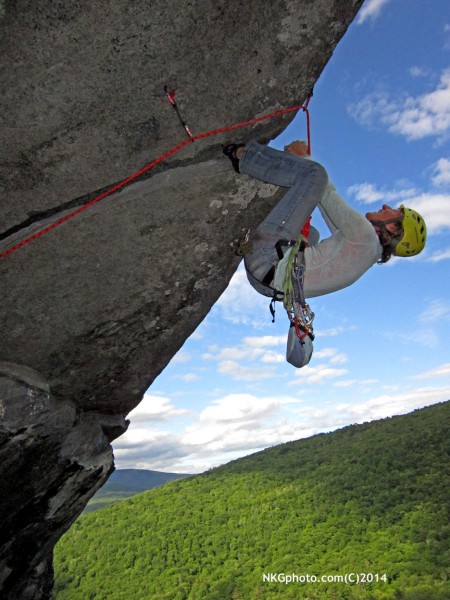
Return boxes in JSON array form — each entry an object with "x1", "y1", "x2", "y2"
[{"x1": 0, "y1": 89, "x2": 312, "y2": 260}]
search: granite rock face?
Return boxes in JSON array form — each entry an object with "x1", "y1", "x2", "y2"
[{"x1": 0, "y1": 1, "x2": 363, "y2": 597}]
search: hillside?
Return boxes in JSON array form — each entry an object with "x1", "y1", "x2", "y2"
[
  {"x1": 54, "y1": 402, "x2": 450, "y2": 600},
  {"x1": 85, "y1": 469, "x2": 191, "y2": 513}
]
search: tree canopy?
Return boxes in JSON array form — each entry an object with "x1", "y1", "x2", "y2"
[{"x1": 54, "y1": 402, "x2": 450, "y2": 599}]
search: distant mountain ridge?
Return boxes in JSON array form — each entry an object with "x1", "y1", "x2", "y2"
[
  {"x1": 101, "y1": 468, "x2": 191, "y2": 492},
  {"x1": 85, "y1": 468, "x2": 191, "y2": 512},
  {"x1": 56, "y1": 402, "x2": 450, "y2": 599}
]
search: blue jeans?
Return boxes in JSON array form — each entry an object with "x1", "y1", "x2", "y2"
[{"x1": 240, "y1": 141, "x2": 328, "y2": 295}]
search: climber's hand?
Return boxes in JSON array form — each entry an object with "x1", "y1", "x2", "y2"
[{"x1": 284, "y1": 140, "x2": 309, "y2": 157}]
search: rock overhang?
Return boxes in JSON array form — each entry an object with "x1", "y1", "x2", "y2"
[
  {"x1": 1, "y1": 0, "x2": 365, "y2": 413},
  {"x1": 0, "y1": 2, "x2": 366, "y2": 597}
]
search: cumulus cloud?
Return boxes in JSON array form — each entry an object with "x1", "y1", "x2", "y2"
[
  {"x1": 316, "y1": 326, "x2": 353, "y2": 337},
  {"x1": 187, "y1": 387, "x2": 449, "y2": 468},
  {"x1": 347, "y1": 182, "x2": 418, "y2": 205},
  {"x1": 113, "y1": 429, "x2": 191, "y2": 471},
  {"x1": 181, "y1": 419, "x2": 303, "y2": 457},
  {"x1": 218, "y1": 360, "x2": 276, "y2": 381},
  {"x1": 347, "y1": 180, "x2": 450, "y2": 235},
  {"x1": 293, "y1": 363, "x2": 349, "y2": 385},
  {"x1": 333, "y1": 387, "x2": 450, "y2": 421},
  {"x1": 125, "y1": 393, "x2": 189, "y2": 423},
  {"x1": 114, "y1": 385, "x2": 450, "y2": 473},
  {"x1": 181, "y1": 373, "x2": 201, "y2": 382},
  {"x1": 431, "y1": 158, "x2": 450, "y2": 187},
  {"x1": 261, "y1": 350, "x2": 285, "y2": 364},
  {"x1": 313, "y1": 347, "x2": 348, "y2": 364},
  {"x1": 181, "y1": 393, "x2": 304, "y2": 455},
  {"x1": 356, "y1": 0, "x2": 391, "y2": 24},
  {"x1": 406, "y1": 192, "x2": 450, "y2": 234},
  {"x1": 243, "y1": 335, "x2": 287, "y2": 347},
  {"x1": 203, "y1": 334, "x2": 287, "y2": 380},
  {"x1": 171, "y1": 350, "x2": 192, "y2": 364},
  {"x1": 350, "y1": 69, "x2": 450, "y2": 142},
  {"x1": 198, "y1": 393, "x2": 280, "y2": 424},
  {"x1": 334, "y1": 380, "x2": 357, "y2": 388},
  {"x1": 215, "y1": 265, "x2": 269, "y2": 326}
]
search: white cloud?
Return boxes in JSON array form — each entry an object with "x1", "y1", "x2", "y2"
[
  {"x1": 198, "y1": 393, "x2": 280, "y2": 424},
  {"x1": 431, "y1": 158, "x2": 450, "y2": 187},
  {"x1": 293, "y1": 363, "x2": 348, "y2": 385},
  {"x1": 350, "y1": 69, "x2": 450, "y2": 142},
  {"x1": 419, "y1": 299, "x2": 450, "y2": 324},
  {"x1": 334, "y1": 387, "x2": 450, "y2": 421},
  {"x1": 208, "y1": 336, "x2": 350, "y2": 382},
  {"x1": 316, "y1": 326, "x2": 353, "y2": 337},
  {"x1": 261, "y1": 350, "x2": 285, "y2": 364},
  {"x1": 347, "y1": 182, "x2": 418, "y2": 205},
  {"x1": 357, "y1": 0, "x2": 390, "y2": 24},
  {"x1": 180, "y1": 393, "x2": 305, "y2": 456},
  {"x1": 426, "y1": 247, "x2": 450, "y2": 262},
  {"x1": 215, "y1": 265, "x2": 270, "y2": 326},
  {"x1": 361, "y1": 379, "x2": 378, "y2": 385},
  {"x1": 125, "y1": 393, "x2": 189, "y2": 423},
  {"x1": 243, "y1": 335, "x2": 286, "y2": 347},
  {"x1": 334, "y1": 380, "x2": 357, "y2": 388},
  {"x1": 406, "y1": 192, "x2": 450, "y2": 233},
  {"x1": 384, "y1": 329, "x2": 439, "y2": 350},
  {"x1": 204, "y1": 334, "x2": 287, "y2": 379},
  {"x1": 171, "y1": 350, "x2": 192, "y2": 364},
  {"x1": 181, "y1": 420, "x2": 302, "y2": 457},
  {"x1": 412, "y1": 363, "x2": 450, "y2": 380},
  {"x1": 218, "y1": 360, "x2": 276, "y2": 381},
  {"x1": 313, "y1": 347, "x2": 348, "y2": 364},
  {"x1": 114, "y1": 387, "x2": 450, "y2": 473},
  {"x1": 182, "y1": 388, "x2": 449, "y2": 469},
  {"x1": 181, "y1": 373, "x2": 201, "y2": 382},
  {"x1": 347, "y1": 181, "x2": 450, "y2": 235}
]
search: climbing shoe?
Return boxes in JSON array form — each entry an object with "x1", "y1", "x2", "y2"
[{"x1": 222, "y1": 143, "x2": 245, "y2": 173}]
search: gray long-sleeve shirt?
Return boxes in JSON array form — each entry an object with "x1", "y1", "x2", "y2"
[{"x1": 274, "y1": 181, "x2": 382, "y2": 298}]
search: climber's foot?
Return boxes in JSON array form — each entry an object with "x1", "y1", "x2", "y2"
[{"x1": 223, "y1": 143, "x2": 246, "y2": 173}]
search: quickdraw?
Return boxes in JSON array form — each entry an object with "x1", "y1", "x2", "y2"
[
  {"x1": 164, "y1": 85, "x2": 194, "y2": 140},
  {"x1": 0, "y1": 88, "x2": 312, "y2": 260},
  {"x1": 289, "y1": 258, "x2": 315, "y2": 341},
  {"x1": 283, "y1": 237, "x2": 315, "y2": 342}
]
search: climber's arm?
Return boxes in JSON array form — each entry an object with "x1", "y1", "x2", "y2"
[{"x1": 319, "y1": 181, "x2": 375, "y2": 243}]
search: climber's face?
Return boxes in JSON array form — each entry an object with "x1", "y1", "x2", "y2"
[{"x1": 366, "y1": 205, "x2": 403, "y2": 234}]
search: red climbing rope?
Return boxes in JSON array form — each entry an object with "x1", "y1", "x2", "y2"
[{"x1": 1, "y1": 96, "x2": 312, "y2": 260}]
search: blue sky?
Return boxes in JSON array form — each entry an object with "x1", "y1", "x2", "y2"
[{"x1": 114, "y1": 0, "x2": 450, "y2": 474}]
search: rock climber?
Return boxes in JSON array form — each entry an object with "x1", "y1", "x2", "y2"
[{"x1": 223, "y1": 139, "x2": 427, "y2": 366}]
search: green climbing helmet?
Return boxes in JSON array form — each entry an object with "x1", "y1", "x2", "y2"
[{"x1": 394, "y1": 205, "x2": 427, "y2": 257}]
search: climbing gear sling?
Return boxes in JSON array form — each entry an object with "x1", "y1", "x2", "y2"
[
  {"x1": 281, "y1": 235, "x2": 315, "y2": 367},
  {"x1": 242, "y1": 229, "x2": 315, "y2": 367}
]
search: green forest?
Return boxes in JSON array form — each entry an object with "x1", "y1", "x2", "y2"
[{"x1": 54, "y1": 402, "x2": 450, "y2": 600}]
